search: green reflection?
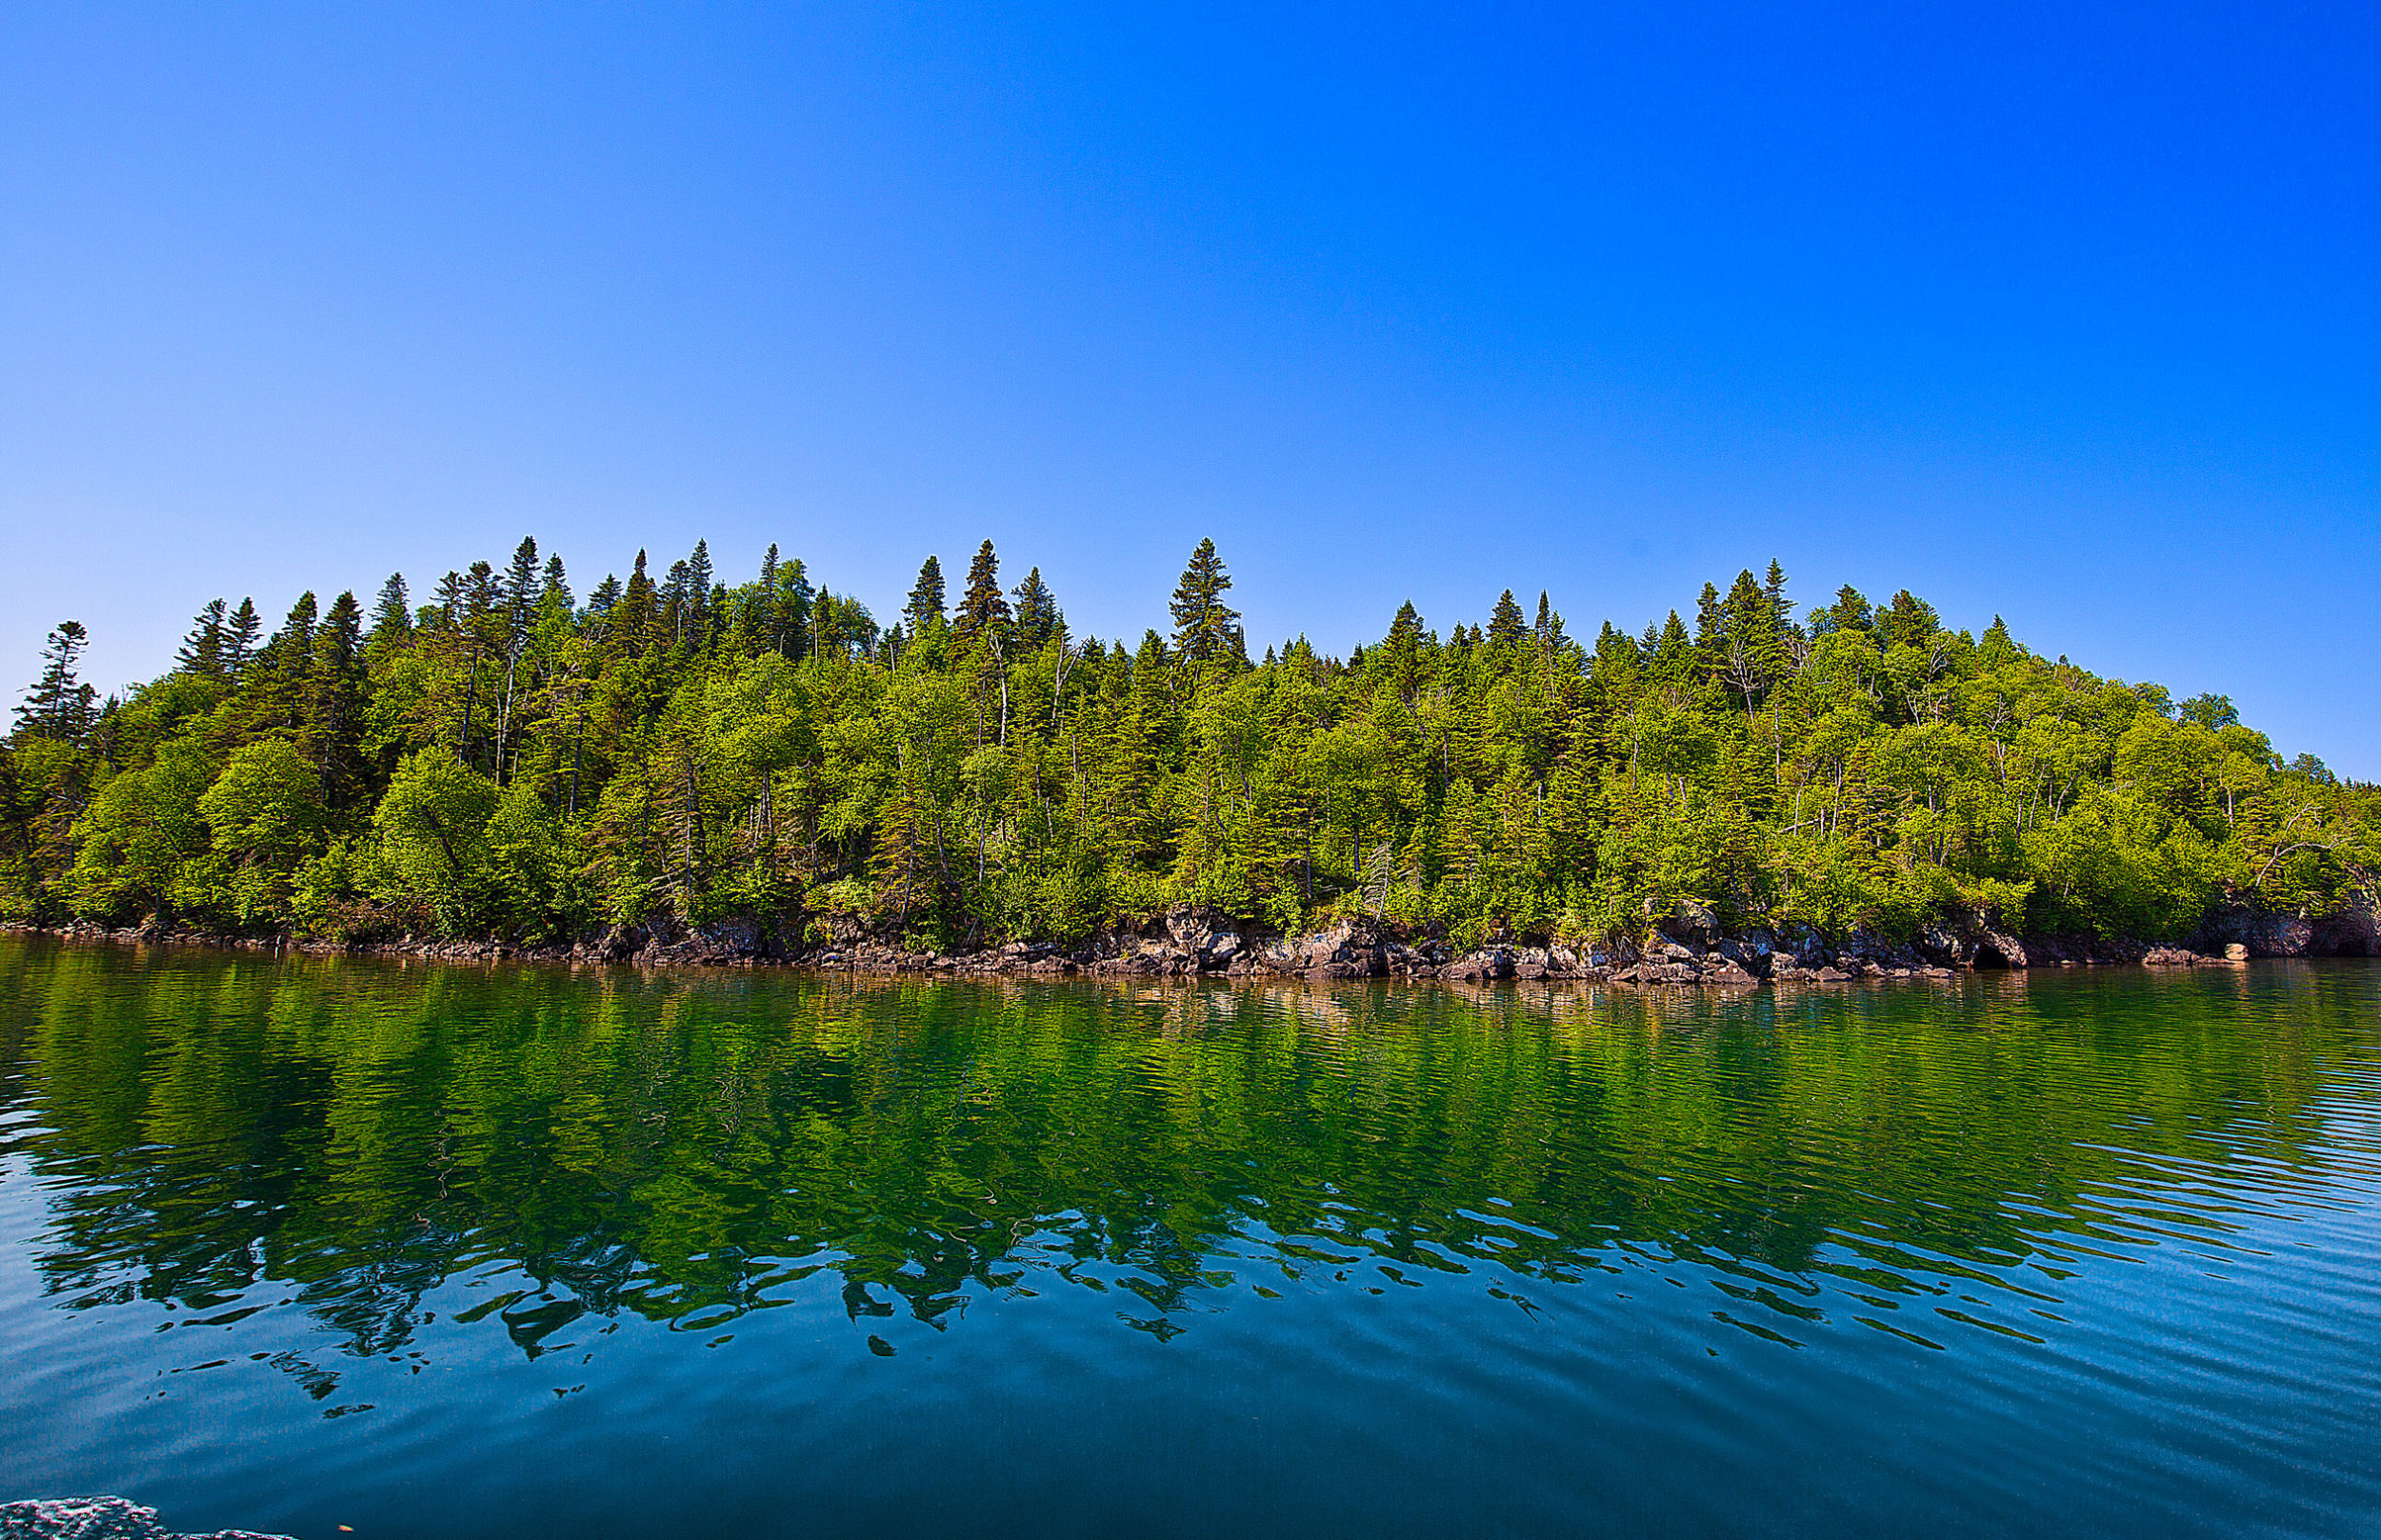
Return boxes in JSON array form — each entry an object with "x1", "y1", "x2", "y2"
[{"x1": 1, "y1": 937, "x2": 2371, "y2": 1360}]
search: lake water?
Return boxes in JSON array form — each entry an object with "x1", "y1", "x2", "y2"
[{"x1": 2, "y1": 937, "x2": 2378, "y2": 1539}]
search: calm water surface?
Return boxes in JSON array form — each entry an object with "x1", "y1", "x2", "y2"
[{"x1": 2, "y1": 937, "x2": 2377, "y2": 1538}]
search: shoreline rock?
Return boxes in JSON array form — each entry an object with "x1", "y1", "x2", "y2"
[
  {"x1": 1, "y1": 1496, "x2": 291, "y2": 1540},
  {"x1": 6, "y1": 894, "x2": 2371, "y2": 988}
]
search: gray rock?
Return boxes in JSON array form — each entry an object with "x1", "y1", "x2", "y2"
[{"x1": 0, "y1": 1497, "x2": 291, "y2": 1540}]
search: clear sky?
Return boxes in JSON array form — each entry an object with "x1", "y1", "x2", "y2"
[{"x1": 4, "y1": 3, "x2": 2376, "y2": 773}]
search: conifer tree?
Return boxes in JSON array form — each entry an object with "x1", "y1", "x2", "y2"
[
  {"x1": 1533, "y1": 591, "x2": 1566, "y2": 649},
  {"x1": 226, "y1": 599, "x2": 262, "y2": 671},
  {"x1": 770, "y1": 555, "x2": 814, "y2": 660},
  {"x1": 1170, "y1": 539, "x2": 1245, "y2": 670},
  {"x1": 686, "y1": 540, "x2": 715, "y2": 644},
  {"x1": 367, "y1": 575, "x2": 411, "y2": 652},
  {"x1": 307, "y1": 592, "x2": 367, "y2": 808},
  {"x1": 955, "y1": 541, "x2": 1010, "y2": 642},
  {"x1": 1692, "y1": 582, "x2": 1724, "y2": 676},
  {"x1": 504, "y1": 538, "x2": 541, "y2": 645},
  {"x1": 1012, "y1": 568, "x2": 1061, "y2": 647},
  {"x1": 176, "y1": 601, "x2": 230, "y2": 679},
  {"x1": 15, "y1": 621, "x2": 94, "y2": 742},
  {"x1": 1489, "y1": 590, "x2": 1526, "y2": 650},
  {"x1": 1764, "y1": 560, "x2": 1793, "y2": 630},
  {"x1": 1810, "y1": 585, "x2": 1872, "y2": 636},
  {"x1": 905, "y1": 556, "x2": 947, "y2": 635}
]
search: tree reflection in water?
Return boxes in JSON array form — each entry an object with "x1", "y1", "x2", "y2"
[{"x1": 0, "y1": 938, "x2": 2366, "y2": 1370}]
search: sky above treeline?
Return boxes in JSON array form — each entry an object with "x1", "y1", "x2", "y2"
[{"x1": 3, "y1": 3, "x2": 2376, "y2": 775}]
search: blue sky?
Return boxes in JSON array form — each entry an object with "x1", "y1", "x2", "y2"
[{"x1": 4, "y1": 3, "x2": 2376, "y2": 772}]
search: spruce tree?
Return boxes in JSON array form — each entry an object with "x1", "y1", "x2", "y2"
[
  {"x1": 308, "y1": 592, "x2": 367, "y2": 808},
  {"x1": 504, "y1": 537, "x2": 541, "y2": 646},
  {"x1": 176, "y1": 600, "x2": 229, "y2": 679},
  {"x1": 1763, "y1": 559, "x2": 1794, "y2": 631},
  {"x1": 686, "y1": 540, "x2": 715, "y2": 643},
  {"x1": 367, "y1": 575, "x2": 412, "y2": 651},
  {"x1": 1533, "y1": 591, "x2": 1566, "y2": 649},
  {"x1": 1488, "y1": 590, "x2": 1526, "y2": 650},
  {"x1": 15, "y1": 621, "x2": 94, "y2": 742},
  {"x1": 770, "y1": 556, "x2": 814, "y2": 660},
  {"x1": 1170, "y1": 539, "x2": 1244, "y2": 669},
  {"x1": 226, "y1": 599, "x2": 262, "y2": 670},
  {"x1": 1012, "y1": 567, "x2": 1061, "y2": 647},
  {"x1": 905, "y1": 556, "x2": 946, "y2": 634},
  {"x1": 955, "y1": 540, "x2": 1010, "y2": 641}
]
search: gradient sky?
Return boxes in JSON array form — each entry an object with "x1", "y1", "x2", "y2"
[{"x1": 4, "y1": 3, "x2": 2376, "y2": 772}]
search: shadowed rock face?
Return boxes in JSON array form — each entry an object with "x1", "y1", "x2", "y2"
[{"x1": 0, "y1": 1498, "x2": 291, "y2": 1540}]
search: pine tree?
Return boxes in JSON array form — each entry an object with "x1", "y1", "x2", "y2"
[
  {"x1": 662, "y1": 558, "x2": 693, "y2": 645},
  {"x1": 250, "y1": 592, "x2": 319, "y2": 735},
  {"x1": 1718, "y1": 569, "x2": 1778, "y2": 713},
  {"x1": 1810, "y1": 585, "x2": 1872, "y2": 636},
  {"x1": 1692, "y1": 582, "x2": 1723, "y2": 677},
  {"x1": 1170, "y1": 539, "x2": 1245, "y2": 670},
  {"x1": 1488, "y1": 590, "x2": 1526, "y2": 650},
  {"x1": 770, "y1": 555, "x2": 814, "y2": 661},
  {"x1": 1763, "y1": 559, "x2": 1794, "y2": 631},
  {"x1": 367, "y1": 575, "x2": 411, "y2": 652},
  {"x1": 307, "y1": 592, "x2": 367, "y2": 808},
  {"x1": 176, "y1": 600, "x2": 230, "y2": 679},
  {"x1": 226, "y1": 599, "x2": 262, "y2": 671},
  {"x1": 503, "y1": 538, "x2": 541, "y2": 646},
  {"x1": 905, "y1": 556, "x2": 947, "y2": 635},
  {"x1": 1012, "y1": 567, "x2": 1061, "y2": 647},
  {"x1": 494, "y1": 538, "x2": 544, "y2": 783},
  {"x1": 955, "y1": 540, "x2": 1010, "y2": 642},
  {"x1": 1533, "y1": 591, "x2": 1566, "y2": 649},
  {"x1": 542, "y1": 554, "x2": 571, "y2": 611},
  {"x1": 686, "y1": 540, "x2": 715, "y2": 644},
  {"x1": 1384, "y1": 601, "x2": 1427, "y2": 703},
  {"x1": 15, "y1": 621, "x2": 94, "y2": 742}
]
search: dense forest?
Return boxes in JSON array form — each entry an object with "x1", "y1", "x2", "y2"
[{"x1": 3, "y1": 536, "x2": 2373, "y2": 953}]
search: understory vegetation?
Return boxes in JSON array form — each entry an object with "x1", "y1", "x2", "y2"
[{"x1": 5, "y1": 536, "x2": 2373, "y2": 951}]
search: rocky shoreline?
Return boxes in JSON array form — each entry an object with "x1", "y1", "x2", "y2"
[
  {"x1": 10, "y1": 893, "x2": 2372, "y2": 987},
  {"x1": 0, "y1": 1497, "x2": 290, "y2": 1540}
]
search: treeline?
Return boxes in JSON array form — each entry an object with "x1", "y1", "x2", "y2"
[{"x1": 3, "y1": 536, "x2": 2374, "y2": 950}]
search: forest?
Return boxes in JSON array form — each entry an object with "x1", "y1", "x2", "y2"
[{"x1": 3, "y1": 535, "x2": 2374, "y2": 953}]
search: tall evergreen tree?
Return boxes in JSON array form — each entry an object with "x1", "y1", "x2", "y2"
[
  {"x1": 503, "y1": 537, "x2": 541, "y2": 646},
  {"x1": 176, "y1": 601, "x2": 230, "y2": 679},
  {"x1": 685, "y1": 540, "x2": 715, "y2": 644},
  {"x1": 307, "y1": 592, "x2": 367, "y2": 808},
  {"x1": 1170, "y1": 539, "x2": 1245, "y2": 670},
  {"x1": 905, "y1": 556, "x2": 947, "y2": 635},
  {"x1": 955, "y1": 541, "x2": 1010, "y2": 642},
  {"x1": 1012, "y1": 567, "x2": 1061, "y2": 648},
  {"x1": 770, "y1": 554, "x2": 814, "y2": 661},
  {"x1": 1533, "y1": 591, "x2": 1566, "y2": 650},
  {"x1": 15, "y1": 621, "x2": 94, "y2": 742},
  {"x1": 226, "y1": 599, "x2": 262, "y2": 670},
  {"x1": 1488, "y1": 590, "x2": 1527, "y2": 650},
  {"x1": 367, "y1": 575, "x2": 412, "y2": 652}
]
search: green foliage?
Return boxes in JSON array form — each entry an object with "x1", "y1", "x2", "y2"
[{"x1": 11, "y1": 536, "x2": 2375, "y2": 946}]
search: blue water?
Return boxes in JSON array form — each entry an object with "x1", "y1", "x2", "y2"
[{"x1": 2, "y1": 939, "x2": 2378, "y2": 1538}]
